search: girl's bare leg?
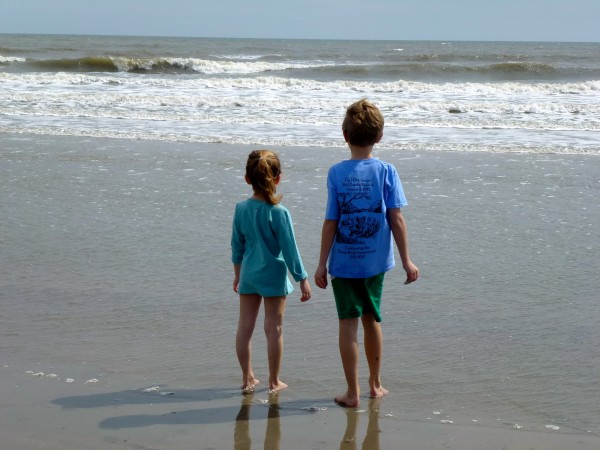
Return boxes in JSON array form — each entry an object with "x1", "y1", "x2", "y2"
[
  {"x1": 336, "y1": 317, "x2": 360, "y2": 407},
  {"x1": 236, "y1": 294, "x2": 262, "y2": 392},
  {"x1": 340, "y1": 406, "x2": 359, "y2": 449},
  {"x1": 263, "y1": 295, "x2": 287, "y2": 392},
  {"x1": 362, "y1": 314, "x2": 389, "y2": 398}
]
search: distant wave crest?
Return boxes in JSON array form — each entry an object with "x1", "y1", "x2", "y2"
[
  {"x1": 14, "y1": 56, "x2": 315, "y2": 75},
  {"x1": 1, "y1": 54, "x2": 597, "y2": 82}
]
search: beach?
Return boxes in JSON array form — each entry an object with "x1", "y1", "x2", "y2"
[
  {"x1": 2, "y1": 34, "x2": 600, "y2": 448},
  {"x1": 2, "y1": 132, "x2": 599, "y2": 449}
]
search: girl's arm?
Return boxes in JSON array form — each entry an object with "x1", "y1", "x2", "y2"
[
  {"x1": 233, "y1": 264, "x2": 241, "y2": 293},
  {"x1": 314, "y1": 219, "x2": 337, "y2": 289},
  {"x1": 299, "y1": 278, "x2": 311, "y2": 302},
  {"x1": 273, "y1": 208, "x2": 312, "y2": 301},
  {"x1": 275, "y1": 208, "x2": 308, "y2": 282}
]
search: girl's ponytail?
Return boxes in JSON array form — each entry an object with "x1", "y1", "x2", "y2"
[{"x1": 246, "y1": 150, "x2": 282, "y2": 205}]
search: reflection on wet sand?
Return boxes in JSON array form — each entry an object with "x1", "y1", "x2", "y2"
[
  {"x1": 234, "y1": 393, "x2": 281, "y2": 450},
  {"x1": 339, "y1": 398, "x2": 382, "y2": 450}
]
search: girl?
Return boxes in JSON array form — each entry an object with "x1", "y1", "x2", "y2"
[{"x1": 231, "y1": 149, "x2": 311, "y2": 393}]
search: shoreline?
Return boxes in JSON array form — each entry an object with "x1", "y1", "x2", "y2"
[{"x1": 2, "y1": 129, "x2": 597, "y2": 156}]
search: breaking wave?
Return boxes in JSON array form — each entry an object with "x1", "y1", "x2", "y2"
[{"x1": 2, "y1": 54, "x2": 598, "y2": 81}]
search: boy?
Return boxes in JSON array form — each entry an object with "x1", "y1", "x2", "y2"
[{"x1": 314, "y1": 99, "x2": 419, "y2": 407}]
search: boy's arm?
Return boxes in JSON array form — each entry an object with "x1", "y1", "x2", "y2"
[
  {"x1": 387, "y1": 208, "x2": 419, "y2": 284},
  {"x1": 314, "y1": 219, "x2": 338, "y2": 289}
]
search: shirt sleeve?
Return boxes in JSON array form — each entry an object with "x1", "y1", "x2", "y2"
[
  {"x1": 273, "y1": 207, "x2": 307, "y2": 282},
  {"x1": 385, "y1": 163, "x2": 408, "y2": 208},
  {"x1": 231, "y1": 204, "x2": 245, "y2": 264}
]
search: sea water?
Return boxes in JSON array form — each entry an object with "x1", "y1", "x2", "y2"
[
  {"x1": 1, "y1": 35, "x2": 599, "y2": 435},
  {"x1": 1, "y1": 34, "x2": 599, "y2": 153}
]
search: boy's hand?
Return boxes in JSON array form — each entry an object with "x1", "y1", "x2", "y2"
[
  {"x1": 404, "y1": 261, "x2": 419, "y2": 285},
  {"x1": 314, "y1": 264, "x2": 328, "y2": 289},
  {"x1": 299, "y1": 278, "x2": 312, "y2": 302}
]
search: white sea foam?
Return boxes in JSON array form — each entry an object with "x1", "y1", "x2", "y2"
[
  {"x1": 142, "y1": 386, "x2": 161, "y2": 392},
  {"x1": 0, "y1": 55, "x2": 26, "y2": 63},
  {"x1": 1, "y1": 62, "x2": 598, "y2": 154}
]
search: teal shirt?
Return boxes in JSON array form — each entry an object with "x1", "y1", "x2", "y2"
[{"x1": 231, "y1": 198, "x2": 307, "y2": 296}]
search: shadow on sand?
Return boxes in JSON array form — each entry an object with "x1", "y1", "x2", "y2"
[
  {"x1": 98, "y1": 392, "x2": 326, "y2": 429},
  {"x1": 52, "y1": 385, "x2": 328, "y2": 429},
  {"x1": 52, "y1": 385, "x2": 238, "y2": 409}
]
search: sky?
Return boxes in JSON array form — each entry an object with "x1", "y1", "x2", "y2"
[{"x1": 1, "y1": 0, "x2": 599, "y2": 42}]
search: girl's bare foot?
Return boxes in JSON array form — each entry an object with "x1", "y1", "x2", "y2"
[
  {"x1": 268, "y1": 380, "x2": 288, "y2": 393},
  {"x1": 369, "y1": 385, "x2": 389, "y2": 398},
  {"x1": 335, "y1": 392, "x2": 360, "y2": 408},
  {"x1": 241, "y1": 377, "x2": 260, "y2": 394}
]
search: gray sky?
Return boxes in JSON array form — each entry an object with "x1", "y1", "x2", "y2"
[{"x1": 2, "y1": 0, "x2": 599, "y2": 42}]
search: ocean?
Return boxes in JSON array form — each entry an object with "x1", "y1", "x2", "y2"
[
  {"x1": 1, "y1": 34, "x2": 600, "y2": 446},
  {"x1": 1, "y1": 34, "x2": 599, "y2": 154}
]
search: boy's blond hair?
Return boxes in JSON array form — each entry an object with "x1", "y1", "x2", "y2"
[{"x1": 342, "y1": 99, "x2": 384, "y2": 147}]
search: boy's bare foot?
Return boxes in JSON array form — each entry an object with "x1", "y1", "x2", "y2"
[
  {"x1": 241, "y1": 378, "x2": 260, "y2": 394},
  {"x1": 369, "y1": 385, "x2": 389, "y2": 398},
  {"x1": 335, "y1": 392, "x2": 360, "y2": 408},
  {"x1": 268, "y1": 380, "x2": 288, "y2": 393}
]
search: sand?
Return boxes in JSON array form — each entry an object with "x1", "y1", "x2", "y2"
[
  {"x1": 1, "y1": 367, "x2": 599, "y2": 450},
  {"x1": 2, "y1": 133, "x2": 599, "y2": 449}
]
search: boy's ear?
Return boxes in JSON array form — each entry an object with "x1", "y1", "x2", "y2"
[
  {"x1": 244, "y1": 175, "x2": 252, "y2": 185},
  {"x1": 343, "y1": 129, "x2": 350, "y2": 143},
  {"x1": 375, "y1": 131, "x2": 383, "y2": 143}
]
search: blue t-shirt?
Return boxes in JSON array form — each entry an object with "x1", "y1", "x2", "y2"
[
  {"x1": 231, "y1": 199, "x2": 307, "y2": 296},
  {"x1": 325, "y1": 158, "x2": 407, "y2": 278}
]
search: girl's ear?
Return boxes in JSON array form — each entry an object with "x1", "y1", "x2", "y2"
[
  {"x1": 274, "y1": 174, "x2": 281, "y2": 185},
  {"x1": 244, "y1": 175, "x2": 252, "y2": 185}
]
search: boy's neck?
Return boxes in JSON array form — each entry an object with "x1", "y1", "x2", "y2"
[{"x1": 348, "y1": 144, "x2": 374, "y2": 160}]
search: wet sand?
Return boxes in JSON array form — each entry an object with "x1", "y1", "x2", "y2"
[
  {"x1": 2, "y1": 133, "x2": 599, "y2": 449},
  {"x1": 2, "y1": 367, "x2": 599, "y2": 450}
]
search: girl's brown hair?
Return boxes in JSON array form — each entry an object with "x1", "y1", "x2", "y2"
[{"x1": 246, "y1": 150, "x2": 282, "y2": 205}]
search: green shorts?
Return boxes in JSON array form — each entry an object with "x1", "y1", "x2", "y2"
[{"x1": 331, "y1": 273, "x2": 385, "y2": 322}]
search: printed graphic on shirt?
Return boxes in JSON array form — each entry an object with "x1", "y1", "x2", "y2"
[{"x1": 336, "y1": 176, "x2": 382, "y2": 246}]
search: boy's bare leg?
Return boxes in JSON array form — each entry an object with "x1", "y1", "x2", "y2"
[
  {"x1": 336, "y1": 317, "x2": 360, "y2": 407},
  {"x1": 362, "y1": 314, "x2": 389, "y2": 398},
  {"x1": 264, "y1": 296, "x2": 288, "y2": 392},
  {"x1": 236, "y1": 294, "x2": 262, "y2": 392}
]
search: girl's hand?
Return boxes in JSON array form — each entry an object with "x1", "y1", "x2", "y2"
[
  {"x1": 233, "y1": 264, "x2": 241, "y2": 293},
  {"x1": 299, "y1": 278, "x2": 312, "y2": 302}
]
